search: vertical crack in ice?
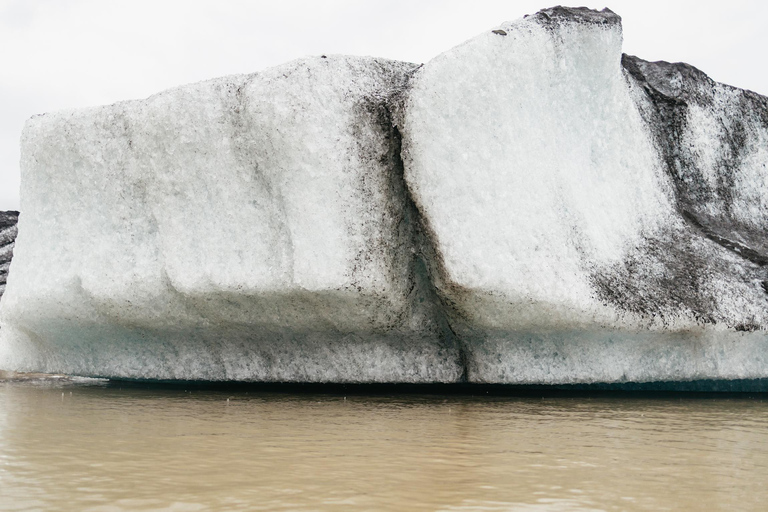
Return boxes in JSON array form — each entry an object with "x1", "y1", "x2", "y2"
[
  {"x1": 381, "y1": 81, "x2": 469, "y2": 381},
  {"x1": 395, "y1": 124, "x2": 469, "y2": 383}
]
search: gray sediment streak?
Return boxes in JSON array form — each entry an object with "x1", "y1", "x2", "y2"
[
  {"x1": 584, "y1": 54, "x2": 768, "y2": 327},
  {"x1": 392, "y1": 122, "x2": 468, "y2": 382},
  {"x1": 0, "y1": 211, "x2": 19, "y2": 299},
  {"x1": 681, "y1": 210, "x2": 768, "y2": 267},
  {"x1": 384, "y1": 76, "x2": 469, "y2": 382},
  {"x1": 622, "y1": 53, "x2": 768, "y2": 240}
]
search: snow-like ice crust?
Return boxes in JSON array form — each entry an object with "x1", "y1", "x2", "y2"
[
  {"x1": 2, "y1": 7, "x2": 768, "y2": 385},
  {"x1": 399, "y1": 7, "x2": 768, "y2": 384},
  {"x1": 0, "y1": 56, "x2": 461, "y2": 382},
  {"x1": 402, "y1": 8, "x2": 674, "y2": 330}
]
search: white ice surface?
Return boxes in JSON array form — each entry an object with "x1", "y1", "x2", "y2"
[
  {"x1": 0, "y1": 56, "x2": 461, "y2": 382},
  {"x1": 401, "y1": 13, "x2": 675, "y2": 331},
  {"x1": 400, "y1": 11, "x2": 768, "y2": 383}
]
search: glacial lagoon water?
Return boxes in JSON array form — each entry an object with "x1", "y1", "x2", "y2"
[{"x1": 1, "y1": 376, "x2": 768, "y2": 511}]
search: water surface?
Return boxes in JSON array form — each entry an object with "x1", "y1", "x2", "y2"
[{"x1": 1, "y1": 376, "x2": 767, "y2": 511}]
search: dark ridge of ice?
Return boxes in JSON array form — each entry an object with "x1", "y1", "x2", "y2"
[
  {"x1": 622, "y1": 54, "x2": 768, "y2": 262},
  {"x1": 589, "y1": 55, "x2": 768, "y2": 330},
  {"x1": 530, "y1": 6, "x2": 620, "y2": 28},
  {"x1": 0, "y1": 211, "x2": 19, "y2": 300}
]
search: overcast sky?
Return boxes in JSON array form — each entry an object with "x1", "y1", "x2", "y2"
[{"x1": 1, "y1": 0, "x2": 767, "y2": 211}]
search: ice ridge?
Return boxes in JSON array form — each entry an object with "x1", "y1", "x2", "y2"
[{"x1": 2, "y1": 6, "x2": 768, "y2": 385}]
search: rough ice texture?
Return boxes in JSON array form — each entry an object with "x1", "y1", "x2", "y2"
[
  {"x1": 2, "y1": 6, "x2": 768, "y2": 385},
  {"x1": 0, "y1": 211, "x2": 19, "y2": 300},
  {"x1": 0, "y1": 56, "x2": 461, "y2": 382},
  {"x1": 398, "y1": 6, "x2": 768, "y2": 384}
]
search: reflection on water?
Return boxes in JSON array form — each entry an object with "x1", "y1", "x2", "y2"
[{"x1": 1, "y1": 378, "x2": 767, "y2": 511}]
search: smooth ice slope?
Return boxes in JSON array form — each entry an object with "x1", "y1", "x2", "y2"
[
  {"x1": 399, "y1": 7, "x2": 768, "y2": 384},
  {"x1": 0, "y1": 56, "x2": 461, "y2": 382}
]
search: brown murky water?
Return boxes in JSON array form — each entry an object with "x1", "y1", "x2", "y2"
[{"x1": 1, "y1": 376, "x2": 767, "y2": 511}]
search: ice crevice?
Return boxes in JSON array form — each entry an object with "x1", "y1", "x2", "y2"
[
  {"x1": 2, "y1": 6, "x2": 768, "y2": 385},
  {"x1": 387, "y1": 118, "x2": 469, "y2": 383}
]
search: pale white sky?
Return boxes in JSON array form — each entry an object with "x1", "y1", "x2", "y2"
[{"x1": 1, "y1": 0, "x2": 767, "y2": 211}]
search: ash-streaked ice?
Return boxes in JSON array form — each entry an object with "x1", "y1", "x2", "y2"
[{"x1": 2, "y1": 7, "x2": 768, "y2": 387}]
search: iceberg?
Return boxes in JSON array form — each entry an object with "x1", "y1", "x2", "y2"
[{"x1": 2, "y1": 6, "x2": 768, "y2": 385}]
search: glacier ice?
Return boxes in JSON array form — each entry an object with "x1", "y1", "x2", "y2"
[
  {"x1": 0, "y1": 56, "x2": 461, "y2": 382},
  {"x1": 2, "y1": 7, "x2": 768, "y2": 385},
  {"x1": 399, "y1": 6, "x2": 768, "y2": 384}
]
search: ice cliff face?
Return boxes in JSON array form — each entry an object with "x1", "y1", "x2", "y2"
[
  {"x1": 0, "y1": 57, "x2": 461, "y2": 382},
  {"x1": 615, "y1": 54, "x2": 768, "y2": 328},
  {"x1": 398, "y1": 6, "x2": 768, "y2": 384},
  {"x1": 2, "y1": 6, "x2": 768, "y2": 384},
  {"x1": 0, "y1": 211, "x2": 19, "y2": 300}
]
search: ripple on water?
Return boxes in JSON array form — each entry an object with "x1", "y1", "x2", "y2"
[{"x1": 0, "y1": 381, "x2": 767, "y2": 511}]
